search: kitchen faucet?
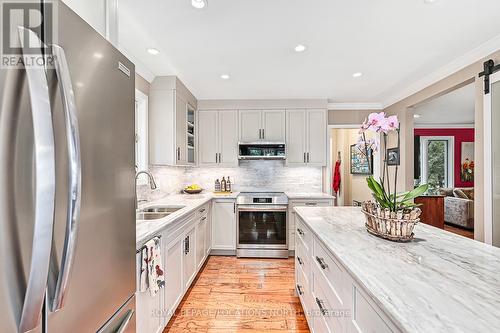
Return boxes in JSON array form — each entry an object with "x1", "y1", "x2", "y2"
[{"x1": 135, "y1": 170, "x2": 158, "y2": 209}]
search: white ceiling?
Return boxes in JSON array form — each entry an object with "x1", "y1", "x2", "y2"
[
  {"x1": 413, "y1": 83, "x2": 475, "y2": 125},
  {"x1": 118, "y1": 0, "x2": 500, "y2": 104}
]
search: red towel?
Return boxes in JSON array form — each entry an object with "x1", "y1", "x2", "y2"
[{"x1": 333, "y1": 160, "x2": 341, "y2": 193}]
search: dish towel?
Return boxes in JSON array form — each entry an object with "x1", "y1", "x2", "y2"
[{"x1": 139, "y1": 237, "x2": 165, "y2": 296}]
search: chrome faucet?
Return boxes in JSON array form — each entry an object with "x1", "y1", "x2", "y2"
[{"x1": 135, "y1": 170, "x2": 158, "y2": 209}]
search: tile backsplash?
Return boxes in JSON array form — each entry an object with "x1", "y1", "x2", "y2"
[{"x1": 138, "y1": 161, "x2": 323, "y2": 199}]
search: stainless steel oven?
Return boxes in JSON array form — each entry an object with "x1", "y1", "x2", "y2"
[{"x1": 237, "y1": 192, "x2": 288, "y2": 258}]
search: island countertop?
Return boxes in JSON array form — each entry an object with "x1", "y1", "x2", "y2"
[{"x1": 294, "y1": 206, "x2": 500, "y2": 333}]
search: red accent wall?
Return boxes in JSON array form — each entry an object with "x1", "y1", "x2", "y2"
[{"x1": 414, "y1": 128, "x2": 474, "y2": 187}]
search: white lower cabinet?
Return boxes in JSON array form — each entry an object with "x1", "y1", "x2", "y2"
[
  {"x1": 164, "y1": 234, "x2": 184, "y2": 322},
  {"x1": 212, "y1": 200, "x2": 236, "y2": 250},
  {"x1": 289, "y1": 199, "x2": 333, "y2": 251},
  {"x1": 137, "y1": 203, "x2": 212, "y2": 332},
  {"x1": 183, "y1": 226, "x2": 196, "y2": 289},
  {"x1": 295, "y1": 215, "x2": 400, "y2": 333}
]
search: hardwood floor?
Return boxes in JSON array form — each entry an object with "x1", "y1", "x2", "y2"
[
  {"x1": 444, "y1": 223, "x2": 474, "y2": 239},
  {"x1": 164, "y1": 256, "x2": 310, "y2": 333}
]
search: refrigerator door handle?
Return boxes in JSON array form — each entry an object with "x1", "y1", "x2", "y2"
[
  {"x1": 50, "y1": 44, "x2": 82, "y2": 312},
  {"x1": 17, "y1": 27, "x2": 56, "y2": 333},
  {"x1": 116, "y1": 309, "x2": 135, "y2": 333}
]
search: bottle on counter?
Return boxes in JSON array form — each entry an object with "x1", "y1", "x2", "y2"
[
  {"x1": 226, "y1": 177, "x2": 232, "y2": 192},
  {"x1": 221, "y1": 177, "x2": 227, "y2": 192},
  {"x1": 215, "y1": 179, "x2": 221, "y2": 192}
]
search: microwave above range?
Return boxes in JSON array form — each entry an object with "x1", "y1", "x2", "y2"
[{"x1": 238, "y1": 142, "x2": 286, "y2": 160}]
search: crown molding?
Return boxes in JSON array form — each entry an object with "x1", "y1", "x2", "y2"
[
  {"x1": 382, "y1": 34, "x2": 500, "y2": 108},
  {"x1": 327, "y1": 103, "x2": 383, "y2": 111}
]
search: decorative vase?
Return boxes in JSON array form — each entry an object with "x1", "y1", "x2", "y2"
[{"x1": 361, "y1": 201, "x2": 422, "y2": 242}]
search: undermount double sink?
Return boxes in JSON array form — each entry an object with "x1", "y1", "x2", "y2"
[{"x1": 136, "y1": 205, "x2": 185, "y2": 221}]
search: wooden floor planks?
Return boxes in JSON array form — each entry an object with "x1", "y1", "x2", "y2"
[{"x1": 164, "y1": 256, "x2": 310, "y2": 333}]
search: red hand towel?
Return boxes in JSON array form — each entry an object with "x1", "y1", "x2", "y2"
[{"x1": 333, "y1": 160, "x2": 341, "y2": 193}]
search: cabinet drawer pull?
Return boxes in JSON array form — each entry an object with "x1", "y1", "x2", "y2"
[
  {"x1": 297, "y1": 256, "x2": 303, "y2": 265},
  {"x1": 296, "y1": 228, "x2": 304, "y2": 236},
  {"x1": 316, "y1": 297, "x2": 328, "y2": 315},
  {"x1": 199, "y1": 208, "x2": 206, "y2": 213},
  {"x1": 305, "y1": 202, "x2": 317, "y2": 206},
  {"x1": 201, "y1": 216, "x2": 207, "y2": 221},
  {"x1": 296, "y1": 284, "x2": 304, "y2": 296},
  {"x1": 316, "y1": 256, "x2": 328, "y2": 270}
]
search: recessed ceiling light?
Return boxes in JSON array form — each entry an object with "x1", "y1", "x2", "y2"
[
  {"x1": 147, "y1": 48, "x2": 160, "y2": 55},
  {"x1": 352, "y1": 72, "x2": 363, "y2": 78},
  {"x1": 191, "y1": 0, "x2": 207, "y2": 9},
  {"x1": 220, "y1": 74, "x2": 230, "y2": 80},
  {"x1": 294, "y1": 44, "x2": 307, "y2": 52},
  {"x1": 93, "y1": 52, "x2": 103, "y2": 59},
  {"x1": 414, "y1": 114, "x2": 421, "y2": 119},
  {"x1": 424, "y1": 0, "x2": 437, "y2": 4}
]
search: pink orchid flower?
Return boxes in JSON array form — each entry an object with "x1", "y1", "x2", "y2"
[
  {"x1": 367, "y1": 112, "x2": 386, "y2": 129},
  {"x1": 386, "y1": 115, "x2": 399, "y2": 130}
]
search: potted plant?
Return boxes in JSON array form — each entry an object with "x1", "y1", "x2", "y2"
[{"x1": 357, "y1": 112, "x2": 428, "y2": 241}]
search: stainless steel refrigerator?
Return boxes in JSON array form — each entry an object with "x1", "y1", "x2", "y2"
[{"x1": 0, "y1": 1, "x2": 136, "y2": 332}]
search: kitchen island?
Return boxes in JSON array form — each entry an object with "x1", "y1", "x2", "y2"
[{"x1": 293, "y1": 206, "x2": 500, "y2": 333}]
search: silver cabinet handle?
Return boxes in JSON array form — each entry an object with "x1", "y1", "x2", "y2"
[
  {"x1": 262, "y1": 128, "x2": 265, "y2": 139},
  {"x1": 316, "y1": 256, "x2": 328, "y2": 270},
  {"x1": 303, "y1": 152, "x2": 306, "y2": 163},
  {"x1": 215, "y1": 153, "x2": 218, "y2": 163},
  {"x1": 116, "y1": 309, "x2": 135, "y2": 333},
  {"x1": 307, "y1": 152, "x2": 310, "y2": 163},
  {"x1": 199, "y1": 208, "x2": 206, "y2": 213},
  {"x1": 50, "y1": 44, "x2": 82, "y2": 312},
  {"x1": 296, "y1": 228, "x2": 304, "y2": 236},
  {"x1": 316, "y1": 297, "x2": 328, "y2": 315},
  {"x1": 201, "y1": 216, "x2": 207, "y2": 221},
  {"x1": 296, "y1": 284, "x2": 304, "y2": 296},
  {"x1": 17, "y1": 27, "x2": 56, "y2": 333},
  {"x1": 297, "y1": 256, "x2": 303, "y2": 265},
  {"x1": 177, "y1": 147, "x2": 181, "y2": 161},
  {"x1": 305, "y1": 202, "x2": 317, "y2": 206}
]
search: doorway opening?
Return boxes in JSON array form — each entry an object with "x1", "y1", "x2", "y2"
[
  {"x1": 411, "y1": 82, "x2": 475, "y2": 239},
  {"x1": 328, "y1": 126, "x2": 381, "y2": 206}
]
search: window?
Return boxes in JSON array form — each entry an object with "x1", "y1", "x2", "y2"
[
  {"x1": 135, "y1": 89, "x2": 149, "y2": 183},
  {"x1": 420, "y1": 136, "x2": 454, "y2": 190}
]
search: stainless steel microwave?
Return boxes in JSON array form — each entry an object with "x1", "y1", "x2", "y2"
[{"x1": 238, "y1": 142, "x2": 286, "y2": 160}]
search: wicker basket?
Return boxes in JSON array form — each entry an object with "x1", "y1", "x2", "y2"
[{"x1": 361, "y1": 201, "x2": 421, "y2": 242}]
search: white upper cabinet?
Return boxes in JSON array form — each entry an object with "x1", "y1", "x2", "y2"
[
  {"x1": 219, "y1": 111, "x2": 239, "y2": 165},
  {"x1": 306, "y1": 109, "x2": 327, "y2": 166},
  {"x1": 262, "y1": 110, "x2": 286, "y2": 141},
  {"x1": 238, "y1": 110, "x2": 285, "y2": 142},
  {"x1": 198, "y1": 110, "x2": 238, "y2": 166},
  {"x1": 198, "y1": 111, "x2": 218, "y2": 165},
  {"x1": 239, "y1": 110, "x2": 261, "y2": 142},
  {"x1": 286, "y1": 110, "x2": 307, "y2": 165},
  {"x1": 286, "y1": 109, "x2": 327, "y2": 166},
  {"x1": 149, "y1": 76, "x2": 197, "y2": 166}
]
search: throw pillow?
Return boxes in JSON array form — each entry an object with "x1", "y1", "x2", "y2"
[{"x1": 453, "y1": 189, "x2": 469, "y2": 199}]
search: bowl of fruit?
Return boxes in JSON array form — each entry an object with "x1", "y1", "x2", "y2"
[{"x1": 183, "y1": 184, "x2": 203, "y2": 194}]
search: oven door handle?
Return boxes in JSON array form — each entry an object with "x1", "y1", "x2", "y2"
[{"x1": 237, "y1": 205, "x2": 288, "y2": 212}]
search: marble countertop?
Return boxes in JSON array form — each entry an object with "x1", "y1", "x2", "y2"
[
  {"x1": 294, "y1": 206, "x2": 500, "y2": 333},
  {"x1": 136, "y1": 191, "x2": 331, "y2": 248},
  {"x1": 285, "y1": 192, "x2": 335, "y2": 200}
]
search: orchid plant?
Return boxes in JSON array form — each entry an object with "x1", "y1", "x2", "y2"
[{"x1": 357, "y1": 112, "x2": 428, "y2": 212}]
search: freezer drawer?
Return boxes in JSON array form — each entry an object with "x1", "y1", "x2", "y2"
[{"x1": 97, "y1": 295, "x2": 136, "y2": 333}]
